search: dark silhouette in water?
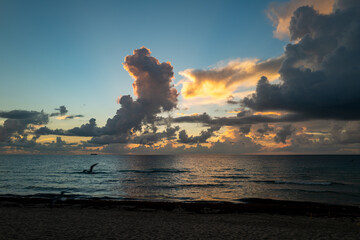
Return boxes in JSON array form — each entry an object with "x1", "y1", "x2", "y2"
[{"x1": 83, "y1": 163, "x2": 98, "y2": 174}]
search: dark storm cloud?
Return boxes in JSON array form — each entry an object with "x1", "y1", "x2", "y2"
[
  {"x1": 0, "y1": 110, "x2": 49, "y2": 142},
  {"x1": 242, "y1": 1, "x2": 360, "y2": 120},
  {"x1": 178, "y1": 127, "x2": 220, "y2": 144},
  {"x1": 274, "y1": 125, "x2": 295, "y2": 144}
]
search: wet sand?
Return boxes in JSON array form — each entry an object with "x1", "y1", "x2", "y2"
[{"x1": 0, "y1": 198, "x2": 359, "y2": 239}]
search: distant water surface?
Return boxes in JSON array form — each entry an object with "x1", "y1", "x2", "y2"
[{"x1": 0, "y1": 155, "x2": 359, "y2": 206}]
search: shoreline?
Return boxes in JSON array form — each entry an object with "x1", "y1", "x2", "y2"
[{"x1": 1, "y1": 195, "x2": 359, "y2": 217}]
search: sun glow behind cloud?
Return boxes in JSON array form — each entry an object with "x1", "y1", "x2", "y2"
[
  {"x1": 267, "y1": 0, "x2": 334, "y2": 39},
  {"x1": 179, "y1": 56, "x2": 283, "y2": 103}
]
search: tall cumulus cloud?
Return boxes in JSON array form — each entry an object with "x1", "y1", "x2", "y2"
[{"x1": 90, "y1": 47, "x2": 179, "y2": 144}]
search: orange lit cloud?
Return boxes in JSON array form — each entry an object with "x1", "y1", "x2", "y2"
[
  {"x1": 218, "y1": 127, "x2": 238, "y2": 142},
  {"x1": 246, "y1": 128, "x2": 292, "y2": 151},
  {"x1": 254, "y1": 111, "x2": 284, "y2": 116},
  {"x1": 267, "y1": 0, "x2": 334, "y2": 40},
  {"x1": 227, "y1": 110, "x2": 242, "y2": 114},
  {"x1": 176, "y1": 113, "x2": 199, "y2": 116},
  {"x1": 179, "y1": 56, "x2": 283, "y2": 100}
]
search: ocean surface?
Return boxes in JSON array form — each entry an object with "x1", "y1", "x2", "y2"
[{"x1": 0, "y1": 154, "x2": 359, "y2": 206}]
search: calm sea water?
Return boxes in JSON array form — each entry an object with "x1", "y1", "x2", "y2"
[{"x1": 0, "y1": 155, "x2": 359, "y2": 206}]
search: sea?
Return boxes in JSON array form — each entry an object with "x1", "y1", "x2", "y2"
[{"x1": 0, "y1": 154, "x2": 359, "y2": 206}]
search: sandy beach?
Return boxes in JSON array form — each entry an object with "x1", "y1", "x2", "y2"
[{"x1": 0, "y1": 198, "x2": 359, "y2": 240}]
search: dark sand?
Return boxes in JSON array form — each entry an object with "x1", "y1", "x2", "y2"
[{"x1": 1, "y1": 197, "x2": 359, "y2": 240}]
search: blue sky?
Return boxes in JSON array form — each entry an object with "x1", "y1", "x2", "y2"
[{"x1": 0, "y1": 0, "x2": 286, "y2": 126}]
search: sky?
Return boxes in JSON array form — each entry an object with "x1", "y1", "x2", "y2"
[{"x1": 0, "y1": 0, "x2": 359, "y2": 154}]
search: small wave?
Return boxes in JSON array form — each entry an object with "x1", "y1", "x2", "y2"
[
  {"x1": 253, "y1": 180, "x2": 336, "y2": 186},
  {"x1": 214, "y1": 168, "x2": 245, "y2": 172},
  {"x1": 118, "y1": 168, "x2": 189, "y2": 174},
  {"x1": 104, "y1": 179, "x2": 119, "y2": 183},
  {"x1": 213, "y1": 175, "x2": 250, "y2": 179},
  {"x1": 155, "y1": 183, "x2": 227, "y2": 189},
  {"x1": 234, "y1": 168, "x2": 246, "y2": 172},
  {"x1": 24, "y1": 186, "x2": 80, "y2": 192}
]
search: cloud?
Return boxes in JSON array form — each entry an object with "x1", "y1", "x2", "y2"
[
  {"x1": 87, "y1": 47, "x2": 178, "y2": 144},
  {"x1": 63, "y1": 115, "x2": 84, "y2": 120},
  {"x1": 50, "y1": 105, "x2": 84, "y2": 120},
  {"x1": 0, "y1": 110, "x2": 44, "y2": 119},
  {"x1": 274, "y1": 124, "x2": 295, "y2": 143},
  {"x1": 226, "y1": 95, "x2": 240, "y2": 105},
  {"x1": 173, "y1": 113, "x2": 212, "y2": 124},
  {"x1": 103, "y1": 47, "x2": 178, "y2": 135},
  {"x1": 242, "y1": 1, "x2": 360, "y2": 120},
  {"x1": 172, "y1": 111, "x2": 310, "y2": 127},
  {"x1": 0, "y1": 110, "x2": 49, "y2": 142},
  {"x1": 330, "y1": 121, "x2": 360, "y2": 144},
  {"x1": 239, "y1": 124, "x2": 251, "y2": 134},
  {"x1": 34, "y1": 47, "x2": 179, "y2": 145},
  {"x1": 214, "y1": 126, "x2": 262, "y2": 153},
  {"x1": 36, "y1": 118, "x2": 103, "y2": 137},
  {"x1": 0, "y1": 134, "x2": 85, "y2": 154},
  {"x1": 277, "y1": 120, "x2": 360, "y2": 154},
  {"x1": 50, "y1": 106, "x2": 68, "y2": 116},
  {"x1": 256, "y1": 124, "x2": 274, "y2": 136},
  {"x1": 132, "y1": 126, "x2": 180, "y2": 145},
  {"x1": 101, "y1": 127, "x2": 262, "y2": 154},
  {"x1": 124, "y1": 47, "x2": 178, "y2": 112},
  {"x1": 88, "y1": 134, "x2": 129, "y2": 145},
  {"x1": 267, "y1": 0, "x2": 334, "y2": 40},
  {"x1": 180, "y1": 56, "x2": 283, "y2": 100},
  {"x1": 178, "y1": 126, "x2": 220, "y2": 144}
]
